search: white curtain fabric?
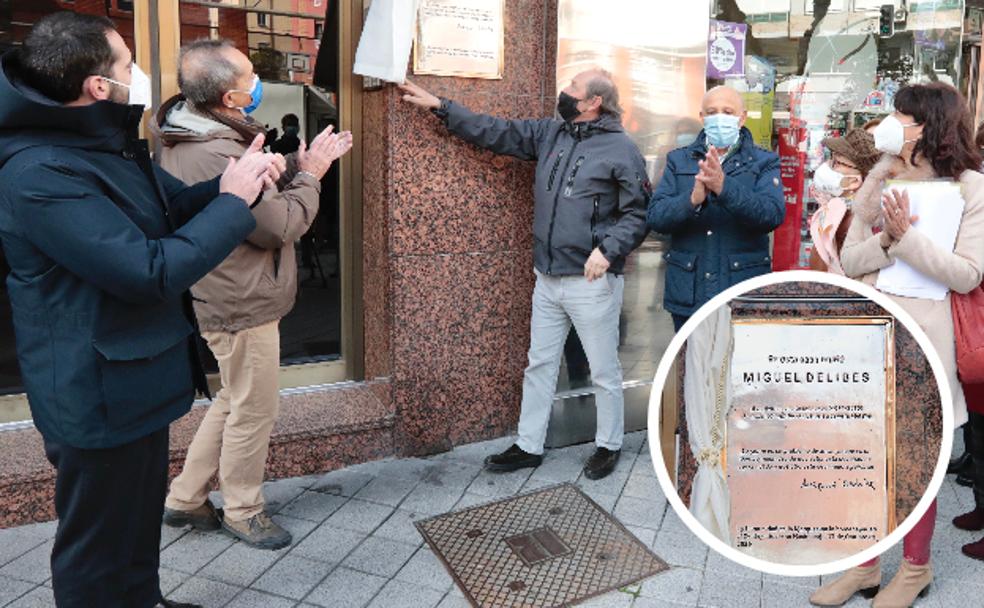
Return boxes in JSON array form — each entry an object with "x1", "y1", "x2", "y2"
[
  {"x1": 353, "y1": 0, "x2": 420, "y2": 82},
  {"x1": 684, "y1": 305, "x2": 733, "y2": 543}
]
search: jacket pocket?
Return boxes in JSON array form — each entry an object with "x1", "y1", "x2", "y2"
[
  {"x1": 564, "y1": 156, "x2": 586, "y2": 197},
  {"x1": 546, "y1": 150, "x2": 566, "y2": 192},
  {"x1": 92, "y1": 315, "x2": 194, "y2": 429},
  {"x1": 590, "y1": 196, "x2": 600, "y2": 248},
  {"x1": 726, "y1": 251, "x2": 772, "y2": 286},
  {"x1": 664, "y1": 250, "x2": 698, "y2": 307}
]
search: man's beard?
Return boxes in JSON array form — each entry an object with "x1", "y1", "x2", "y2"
[{"x1": 108, "y1": 82, "x2": 129, "y2": 105}]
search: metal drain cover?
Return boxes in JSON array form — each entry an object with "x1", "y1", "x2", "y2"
[{"x1": 415, "y1": 483, "x2": 668, "y2": 608}]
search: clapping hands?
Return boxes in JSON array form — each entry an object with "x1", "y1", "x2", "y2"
[
  {"x1": 689, "y1": 147, "x2": 726, "y2": 206},
  {"x1": 297, "y1": 125, "x2": 355, "y2": 181}
]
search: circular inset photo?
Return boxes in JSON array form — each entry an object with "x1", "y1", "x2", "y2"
[{"x1": 648, "y1": 271, "x2": 952, "y2": 577}]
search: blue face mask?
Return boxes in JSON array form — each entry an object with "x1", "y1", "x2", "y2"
[
  {"x1": 703, "y1": 113, "x2": 741, "y2": 148},
  {"x1": 243, "y1": 76, "x2": 263, "y2": 114}
]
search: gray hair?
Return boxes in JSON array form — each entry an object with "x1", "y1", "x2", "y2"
[
  {"x1": 177, "y1": 39, "x2": 242, "y2": 110},
  {"x1": 585, "y1": 70, "x2": 622, "y2": 118}
]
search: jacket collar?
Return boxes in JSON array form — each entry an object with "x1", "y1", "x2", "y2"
[
  {"x1": 153, "y1": 94, "x2": 267, "y2": 146},
  {"x1": 0, "y1": 51, "x2": 143, "y2": 167},
  {"x1": 561, "y1": 112, "x2": 624, "y2": 141}
]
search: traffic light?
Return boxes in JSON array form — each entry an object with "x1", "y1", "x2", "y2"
[{"x1": 879, "y1": 4, "x2": 894, "y2": 38}]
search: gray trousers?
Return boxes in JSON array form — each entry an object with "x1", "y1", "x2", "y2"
[{"x1": 516, "y1": 269, "x2": 625, "y2": 455}]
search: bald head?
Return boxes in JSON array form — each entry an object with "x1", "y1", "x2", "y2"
[
  {"x1": 699, "y1": 85, "x2": 747, "y2": 149},
  {"x1": 178, "y1": 38, "x2": 253, "y2": 112},
  {"x1": 702, "y1": 85, "x2": 745, "y2": 115}
]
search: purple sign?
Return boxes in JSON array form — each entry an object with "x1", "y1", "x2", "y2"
[{"x1": 707, "y1": 20, "x2": 747, "y2": 79}]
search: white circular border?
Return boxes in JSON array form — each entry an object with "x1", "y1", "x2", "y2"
[{"x1": 646, "y1": 269, "x2": 954, "y2": 577}]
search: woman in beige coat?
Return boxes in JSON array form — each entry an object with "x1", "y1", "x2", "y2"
[{"x1": 810, "y1": 83, "x2": 984, "y2": 607}]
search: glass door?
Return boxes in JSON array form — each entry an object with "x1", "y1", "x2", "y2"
[{"x1": 162, "y1": 0, "x2": 364, "y2": 388}]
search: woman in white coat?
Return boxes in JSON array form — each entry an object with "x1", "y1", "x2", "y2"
[{"x1": 810, "y1": 83, "x2": 984, "y2": 607}]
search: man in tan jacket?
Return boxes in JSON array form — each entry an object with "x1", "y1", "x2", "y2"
[{"x1": 156, "y1": 39, "x2": 352, "y2": 549}]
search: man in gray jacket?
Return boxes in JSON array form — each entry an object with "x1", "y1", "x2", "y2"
[{"x1": 400, "y1": 70, "x2": 649, "y2": 480}]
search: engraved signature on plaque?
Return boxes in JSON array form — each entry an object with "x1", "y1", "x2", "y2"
[
  {"x1": 727, "y1": 318, "x2": 895, "y2": 565},
  {"x1": 413, "y1": 0, "x2": 504, "y2": 79}
]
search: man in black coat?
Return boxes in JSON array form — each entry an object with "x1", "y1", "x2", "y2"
[{"x1": 0, "y1": 13, "x2": 282, "y2": 608}]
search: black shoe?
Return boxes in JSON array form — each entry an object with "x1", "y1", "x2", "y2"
[
  {"x1": 949, "y1": 451, "x2": 972, "y2": 474},
  {"x1": 583, "y1": 447, "x2": 620, "y2": 480},
  {"x1": 484, "y1": 444, "x2": 542, "y2": 472},
  {"x1": 958, "y1": 470, "x2": 975, "y2": 487},
  {"x1": 156, "y1": 600, "x2": 202, "y2": 608}
]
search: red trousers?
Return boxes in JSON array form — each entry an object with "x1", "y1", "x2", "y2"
[{"x1": 862, "y1": 499, "x2": 936, "y2": 567}]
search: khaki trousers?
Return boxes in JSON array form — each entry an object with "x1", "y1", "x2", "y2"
[{"x1": 165, "y1": 320, "x2": 280, "y2": 522}]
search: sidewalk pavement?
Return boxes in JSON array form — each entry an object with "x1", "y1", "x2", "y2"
[{"x1": 0, "y1": 431, "x2": 979, "y2": 607}]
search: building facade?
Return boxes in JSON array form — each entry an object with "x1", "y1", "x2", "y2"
[{"x1": 0, "y1": 0, "x2": 980, "y2": 525}]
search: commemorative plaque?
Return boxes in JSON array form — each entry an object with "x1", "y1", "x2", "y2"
[
  {"x1": 413, "y1": 0, "x2": 504, "y2": 79},
  {"x1": 726, "y1": 318, "x2": 895, "y2": 565}
]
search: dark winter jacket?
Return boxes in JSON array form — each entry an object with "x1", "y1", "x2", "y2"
[
  {"x1": 648, "y1": 127, "x2": 784, "y2": 316},
  {"x1": 438, "y1": 100, "x2": 650, "y2": 275},
  {"x1": 0, "y1": 52, "x2": 256, "y2": 448}
]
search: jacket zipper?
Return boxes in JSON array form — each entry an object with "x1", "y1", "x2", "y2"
[
  {"x1": 546, "y1": 140, "x2": 579, "y2": 274},
  {"x1": 563, "y1": 156, "x2": 585, "y2": 197},
  {"x1": 546, "y1": 150, "x2": 565, "y2": 191},
  {"x1": 591, "y1": 196, "x2": 599, "y2": 248}
]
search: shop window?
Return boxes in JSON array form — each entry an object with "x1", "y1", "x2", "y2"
[
  {"x1": 556, "y1": 0, "x2": 706, "y2": 390},
  {"x1": 709, "y1": 0, "x2": 969, "y2": 269},
  {"x1": 177, "y1": 1, "x2": 341, "y2": 368}
]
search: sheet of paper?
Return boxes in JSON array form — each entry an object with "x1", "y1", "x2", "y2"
[
  {"x1": 353, "y1": 0, "x2": 420, "y2": 82},
  {"x1": 875, "y1": 180, "x2": 965, "y2": 301}
]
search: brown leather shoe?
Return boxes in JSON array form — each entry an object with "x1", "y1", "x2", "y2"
[
  {"x1": 222, "y1": 511, "x2": 292, "y2": 550},
  {"x1": 872, "y1": 560, "x2": 932, "y2": 608},
  {"x1": 961, "y1": 536, "x2": 984, "y2": 561},
  {"x1": 162, "y1": 498, "x2": 221, "y2": 531},
  {"x1": 953, "y1": 508, "x2": 984, "y2": 531},
  {"x1": 809, "y1": 564, "x2": 881, "y2": 606}
]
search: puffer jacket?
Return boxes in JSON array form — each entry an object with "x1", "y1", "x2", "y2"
[
  {"x1": 0, "y1": 53, "x2": 255, "y2": 448},
  {"x1": 648, "y1": 128, "x2": 785, "y2": 316}
]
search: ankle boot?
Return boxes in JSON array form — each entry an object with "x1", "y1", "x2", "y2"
[
  {"x1": 953, "y1": 507, "x2": 984, "y2": 531},
  {"x1": 872, "y1": 560, "x2": 932, "y2": 607},
  {"x1": 809, "y1": 564, "x2": 881, "y2": 606},
  {"x1": 962, "y1": 536, "x2": 984, "y2": 561}
]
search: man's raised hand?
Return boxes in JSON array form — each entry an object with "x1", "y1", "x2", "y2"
[
  {"x1": 298, "y1": 126, "x2": 354, "y2": 180},
  {"x1": 397, "y1": 79, "x2": 441, "y2": 110}
]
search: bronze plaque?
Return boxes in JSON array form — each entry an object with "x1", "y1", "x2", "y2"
[
  {"x1": 727, "y1": 318, "x2": 895, "y2": 565},
  {"x1": 413, "y1": 0, "x2": 504, "y2": 80}
]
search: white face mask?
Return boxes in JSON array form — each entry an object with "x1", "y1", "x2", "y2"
[
  {"x1": 813, "y1": 161, "x2": 859, "y2": 196},
  {"x1": 873, "y1": 114, "x2": 920, "y2": 156},
  {"x1": 101, "y1": 64, "x2": 153, "y2": 110}
]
